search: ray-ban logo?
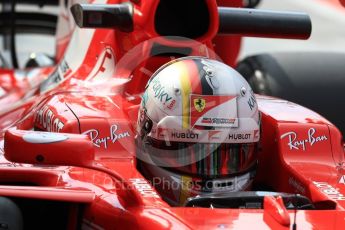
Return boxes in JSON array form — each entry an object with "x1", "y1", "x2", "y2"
[{"x1": 281, "y1": 128, "x2": 328, "y2": 151}]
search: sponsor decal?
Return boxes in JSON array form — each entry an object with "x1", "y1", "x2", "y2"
[
  {"x1": 35, "y1": 105, "x2": 65, "y2": 132},
  {"x1": 201, "y1": 118, "x2": 212, "y2": 124},
  {"x1": 193, "y1": 97, "x2": 206, "y2": 112},
  {"x1": 254, "y1": 130, "x2": 260, "y2": 139},
  {"x1": 82, "y1": 124, "x2": 130, "y2": 149},
  {"x1": 190, "y1": 94, "x2": 238, "y2": 128},
  {"x1": 202, "y1": 118, "x2": 237, "y2": 125},
  {"x1": 280, "y1": 128, "x2": 328, "y2": 151},
  {"x1": 288, "y1": 177, "x2": 306, "y2": 194},
  {"x1": 339, "y1": 175, "x2": 345, "y2": 184},
  {"x1": 171, "y1": 131, "x2": 199, "y2": 139},
  {"x1": 155, "y1": 128, "x2": 258, "y2": 143},
  {"x1": 149, "y1": 77, "x2": 176, "y2": 110},
  {"x1": 247, "y1": 90, "x2": 257, "y2": 111},
  {"x1": 157, "y1": 128, "x2": 169, "y2": 139},
  {"x1": 313, "y1": 181, "x2": 345, "y2": 201},
  {"x1": 60, "y1": 59, "x2": 71, "y2": 77},
  {"x1": 208, "y1": 131, "x2": 222, "y2": 141},
  {"x1": 129, "y1": 178, "x2": 160, "y2": 198},
  {"x1": 151, "y1": 78, "x2": 173, "y2": 104},
  {"x1": 228, "y1": 133, "x2": 251, "y2": 141},
  {"x1": 166, "y1": 99, "x2": 176, "y2": 110}
]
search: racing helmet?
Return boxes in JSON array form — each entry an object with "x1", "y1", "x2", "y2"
[{"x1": 136, "y1": 57, "x2": 260, "y2": 206}]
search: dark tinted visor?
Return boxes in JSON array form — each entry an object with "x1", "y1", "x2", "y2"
[{"x1": 143, "y1": 139, "x2": 257, "y2": 178}]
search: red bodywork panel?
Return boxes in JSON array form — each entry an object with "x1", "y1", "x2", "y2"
[
  {"x1": 0, "y1": 0, "x2": 344, "y2": 229},
  {"x1": 1, "y1": 93, "x2": 345, "y2": 228}
]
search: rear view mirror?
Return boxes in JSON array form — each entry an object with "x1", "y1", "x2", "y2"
[
  {"x1": 4, "y1": 129, "x2": 95, "y2": 167},
  {"x1": 4, "y1": 129, "x2": 138, "y2": 198},
  {"x1": 70, "y1": 3, "x2": 133, "y2": 32}
]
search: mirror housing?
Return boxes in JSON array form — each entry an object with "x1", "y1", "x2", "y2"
[
  {"x1": 70, "y1": 3, "x2": 133, "y2": 32},
  {"x1": 4, "y1": 129, "x2": 95, "y2": 167}
]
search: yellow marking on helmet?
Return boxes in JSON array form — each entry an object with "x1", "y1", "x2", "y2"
[
  {"x1": 179, "y1": 175, "x2": 193, "y2": 205},
  {"x1": 178, "y1": 62, "x2": 192, "y2": 129}
]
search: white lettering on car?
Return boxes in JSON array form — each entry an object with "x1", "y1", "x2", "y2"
[
  {"x1": 82, "y1": 124, "x2": 130, "y2": 149},
  {"x1": 129, "y1": 178, "x2": 160, "y2": 198},
  {"x1": 280, "y1": 128, "x2": 328, "y2": 151},
  {"x1": 35, "y1": 105, "x2": 65, "y2": 132},
  {"x1": 313, "y1": 181, "x2": 345, "y2": 201}
]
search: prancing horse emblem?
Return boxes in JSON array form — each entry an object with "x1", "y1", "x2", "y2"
[{"x1": 194, "y1": 98, "x2": 206, "y2": 112}]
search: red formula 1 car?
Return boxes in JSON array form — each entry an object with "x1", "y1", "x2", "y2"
[{"x1": 0, "y1": 0, "x2": 345, "y2": 229}]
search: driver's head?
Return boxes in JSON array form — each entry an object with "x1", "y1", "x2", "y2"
[{"x1": 136, "y1": 57, "x2": 260, "y2": 206}]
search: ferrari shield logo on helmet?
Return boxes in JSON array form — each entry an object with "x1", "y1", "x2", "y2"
[
  {"x1": 193, "y1": 98, "x2": 206, "y2": 112},
  {"x1": 190, "y1": 94, "x2": 238, "y2": 128}
]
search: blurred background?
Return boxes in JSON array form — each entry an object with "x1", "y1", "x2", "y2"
[
  {"x1": 240, "y1": 0, "x2": 345, "y2": 59},
  {"x1": 1, "y1": 0, "x2": 345, "y2": 67}
]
